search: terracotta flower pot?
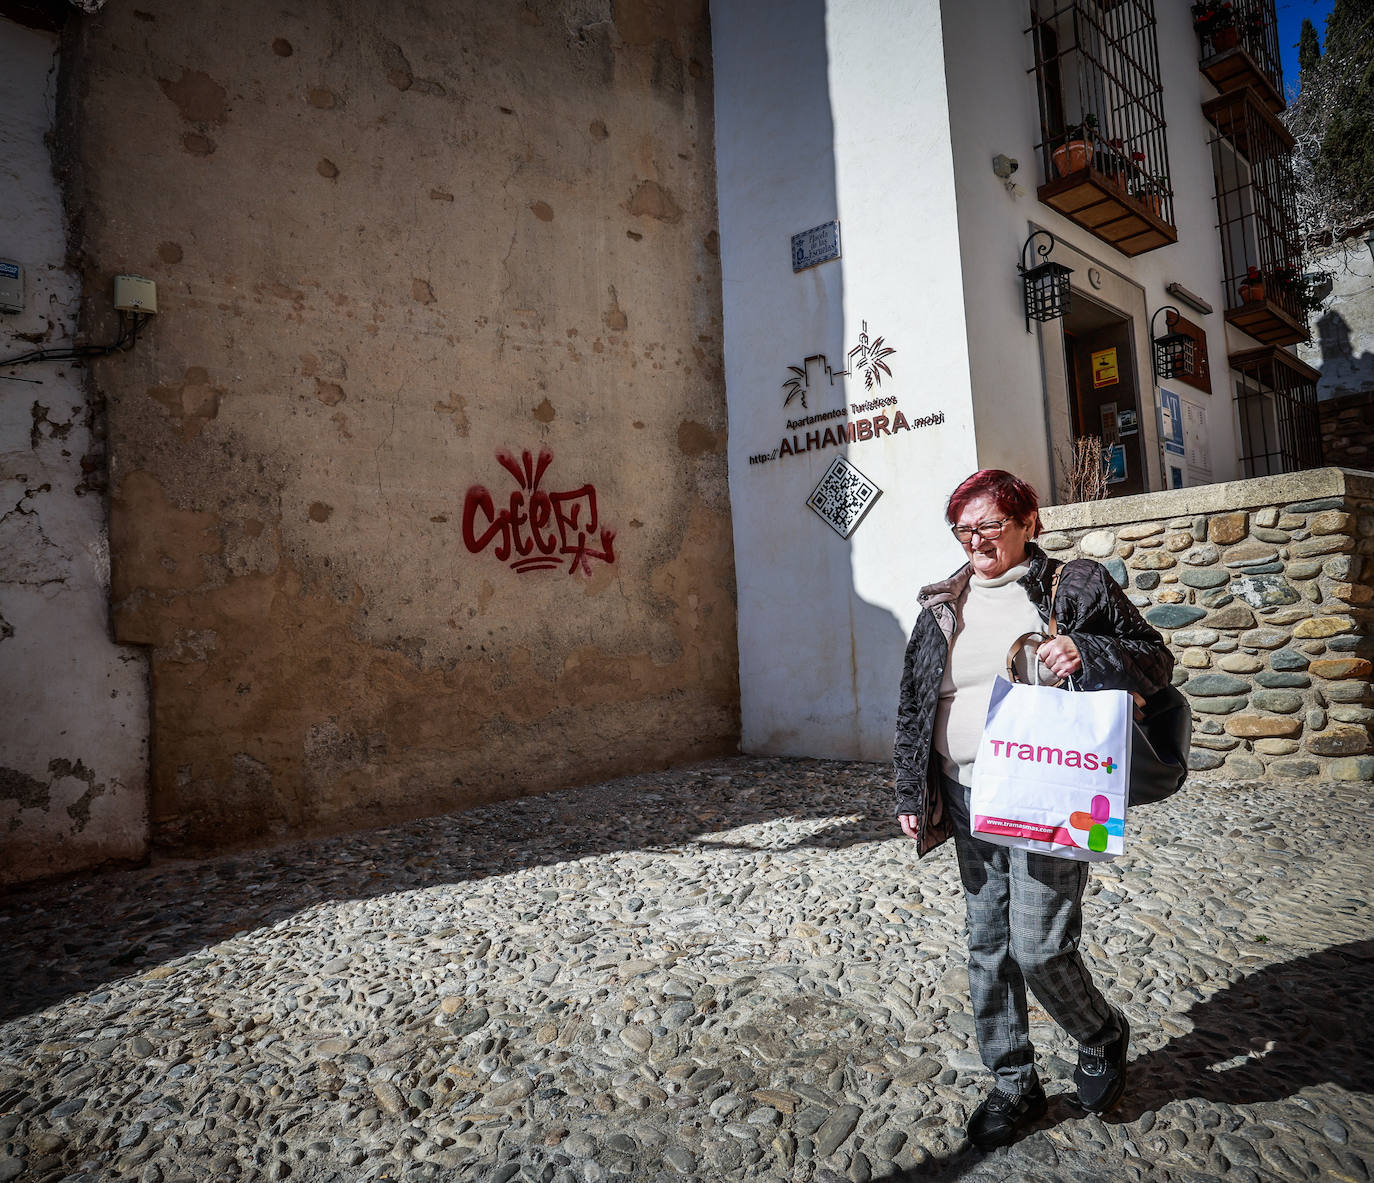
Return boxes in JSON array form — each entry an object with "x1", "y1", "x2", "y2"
[
  {"x1": 1052, "y1": 139, "x2": 1092, "y2": 178},
  {"x1": 1213, "y1": 26, "x2": 1239, "y2": 50},
  {"x1": 1239, "y1": 280, "x2": 1265, "y2": 303}
]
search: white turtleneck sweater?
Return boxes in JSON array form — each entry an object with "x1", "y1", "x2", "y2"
[{"x1": 934, "y1": 561, "x2": 1055, "y2": 786}]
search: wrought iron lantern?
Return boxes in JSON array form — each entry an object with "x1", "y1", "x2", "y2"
[
  {"x1": 1019, "y1": 230, "x2": 1072, "y2": 333},
  {"x1": 1151, "y1": 305, "x2": 1195, "y2": 381}
]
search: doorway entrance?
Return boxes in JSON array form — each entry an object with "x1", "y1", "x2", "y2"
[{"x1": 1062, "y1": 296, "x2": 1148, "y2": 498}]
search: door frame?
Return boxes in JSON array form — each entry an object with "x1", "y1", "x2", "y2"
[{"x1": 1031, "y1": 227, "x2": 1162, "y2": 503}]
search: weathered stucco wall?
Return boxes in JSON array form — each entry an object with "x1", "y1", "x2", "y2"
[
  {"x1": 1041, "y1": 468, "x2": 1374, "y2": 783},
  {"x1": 0, "y1": 16, "x2": 149, "y2": 885},
  {"x1": 58, "y1": 0, "x2": 737, "y2": 855},
  {"x1": 1299, "y1": 236, "x2": 1374, "y2": 406}
]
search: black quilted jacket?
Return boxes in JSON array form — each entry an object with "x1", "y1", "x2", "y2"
[{"x1": 893, "y1": 542, "x2": 1175, "y2": 856}]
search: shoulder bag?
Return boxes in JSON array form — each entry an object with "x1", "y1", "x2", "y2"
[{"x1": 1006, "y1": 571, "x2": 1191, "y2": 808}]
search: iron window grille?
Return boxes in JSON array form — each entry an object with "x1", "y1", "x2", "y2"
[
  {"x1": 1028, "y1": 0, "x2": 1175, "y2": 230},
  {"x1": 1204, "y1": 89, "x2": 1307, "y2": 345},
  {"x1": 1192, "y1": 0, "x2": 1283, "y2": 107},
  {"x1": 1230, "y1": 346, "x2": 1323, "y2": 476}
]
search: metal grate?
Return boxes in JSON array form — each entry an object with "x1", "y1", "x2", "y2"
[
  {"x1": 1028, "y1": 0, "x2": 1174, "y2": 226},
  {"x1": 1205, "y1": 90, "x2": 1306, "y2": 340},
  {"x1": 1230, "y1": 346, "x2": 1323, "y2": 476},
  {"x1": 1193, "y1": 0, "x2": 1283, "y2": 95}
]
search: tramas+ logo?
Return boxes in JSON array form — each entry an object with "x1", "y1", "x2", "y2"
[{"x1": 987, "y1": 739, "x2": 1117, "y2": 774}]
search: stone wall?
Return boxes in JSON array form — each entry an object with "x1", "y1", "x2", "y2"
[
  {"x1": 1040, "y1": 468, "x2": 1374, "y2": 783},
  {"x1": 1321, "y1": 392, "x2": 1374, "y2": 471},
  {"x1": 52, "y1": 0, "x2": 738, "y2": 858}
]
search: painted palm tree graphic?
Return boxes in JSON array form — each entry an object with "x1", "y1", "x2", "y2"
[
  {"x1": 781, "y1": 321, "x2": 897, "y2": 408},
  {"x1": 782, "y1": 365, "x2": 811, "y2": 409},
  {"x1": 848, "y1": 321, "x2": 896, "y2": 390}
]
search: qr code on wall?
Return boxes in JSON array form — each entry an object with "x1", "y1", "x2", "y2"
[{"x1": 807, "y1": 455, "x2": 881, "y2": 538}]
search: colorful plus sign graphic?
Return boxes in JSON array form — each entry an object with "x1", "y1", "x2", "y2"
[
  {"x1": 1100, "y1": 756, "x2": 1117, "y2": 774},
  {"x1": 1069, "y1": 793, "x2": 1124, "y2": 853}
]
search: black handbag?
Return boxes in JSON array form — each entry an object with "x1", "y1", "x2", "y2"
[
  {"x1": 1005, "y1": 571, "x2": 1191, "y2": 809},
  {"x1": 1124, "y1": 683, "x2": 1191, "y2": 806}
]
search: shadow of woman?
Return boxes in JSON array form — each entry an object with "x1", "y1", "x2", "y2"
[
  {"x1": 873, "y1": 939, "x2": 1374, "y2": 1181},
  {"x1": 1110, "y1": 937, "x2": 1374, "y2": 1118}
]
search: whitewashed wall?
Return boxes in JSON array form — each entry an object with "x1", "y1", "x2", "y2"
[
  {"x1": 941, "y1": 0, "x2": 1243, "y2": 493},
  {"x1": 1300, "y1": 237, "x2": 1374, "y2": 402},
  {"x1": 0, "y1": 18, "x2": 148, "y2": 883},
  {"x1": 712, "y1": 0, "x2": 977, "y2": 761},
  {"x1": 712, "y1": 0, "x2": 1258, "y2": 764}
]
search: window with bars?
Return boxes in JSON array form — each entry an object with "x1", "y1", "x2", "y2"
[
  {"x1": 1028, "y1": 0, "x2": 1176, "y2": 255},
  {"x1": 1192, "y1": 0, "x2": 1284, "y2": 112},
  {"x1": 1230, "y1": 346, "x2": 1323, "y2": 476},
  {"x1": 1205, "y1": 89, "x2": 1307, "y2": 345}
]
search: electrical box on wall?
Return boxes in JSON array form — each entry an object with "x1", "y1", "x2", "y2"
[
  {"x1": 0, "y1": 260, "x2": 23, "y2": 314},
  {"x1": 113, "y1": 274, "x2": 157, "y2": 314}
]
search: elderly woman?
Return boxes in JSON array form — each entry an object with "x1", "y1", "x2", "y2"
[{"x1": 894, "y1": 469, "x2": 1173, "y2": 1150}]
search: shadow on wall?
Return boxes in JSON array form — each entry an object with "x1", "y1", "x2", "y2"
[
  {"x1": 875, "y1": 938, "x2": 1374, "y2": 1181},
  {"x1": 0, "y1": 756, "x2": 904, "y2": 1022},
  {"x1": 1315, "y1": 309, "x2": 1374, "y2": 400},
  {"x1": 719, "y1": 0, "x2": 914, "y2": 762}
]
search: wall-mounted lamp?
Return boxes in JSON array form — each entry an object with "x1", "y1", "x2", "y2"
[
  {"x1": 1019, "y1": 230, "x2": 1072, "y2": 333},
  {"x1": 1151, "y1": 305, "x2": 1195, "y2": 381}
]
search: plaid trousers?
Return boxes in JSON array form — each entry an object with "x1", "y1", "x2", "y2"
[{"x1": 940, "y1": 772, "x2": 1121, "y2": 1095}]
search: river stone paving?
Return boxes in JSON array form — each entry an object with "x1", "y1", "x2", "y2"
[{"x1": 2, "y1": 757, "x2": 1372, "y2": 1183}]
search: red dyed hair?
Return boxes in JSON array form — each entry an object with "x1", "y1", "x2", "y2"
[{"x1": 946, "y1": 469, "x2": 1042, "y2": 537}]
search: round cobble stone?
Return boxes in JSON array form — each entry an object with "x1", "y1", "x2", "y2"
[{"x1": 1, "y1": 758, "x2": 1371, "y2": 1183}]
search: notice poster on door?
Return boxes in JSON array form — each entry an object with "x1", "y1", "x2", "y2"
[
  {"x1": 1105, "y1": 443, "x2": 1128, "y2": 484},
  {"x1": 1099, "y1": 401, "x2": 1119, "y2": 442},
  {"x1": 1092, "y1": 347, "x2": 1119, "y2": 388}
]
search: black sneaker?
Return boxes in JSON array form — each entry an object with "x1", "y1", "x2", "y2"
[
  {"x1": 1074, "y1": 1011, "x2": 1131, "y2": 1114},
  {"x1": 966, "y1": 1081, "x2": 1048, "y2": 1151}
]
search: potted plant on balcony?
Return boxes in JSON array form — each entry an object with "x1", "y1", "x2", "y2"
[
  {"x1": 1299, "y1": 269, "x2": 1334, "y2": 313},
  {"x1": 1238, "y1": 265, "x2": 1265, "y2": 303},
  {"x1": 1095, "y1": 137, "x2": 1128, "y2": 188},
  {"x1": 1131, "y1": 172, "x2": 1167, "y2": 218},
  {"x1": 1192, "y1": 1, "x2": 1239, "y2": 51},
  {"x1": 1128, "y1": 149, "x2": 1147, "y2": 189},
  {"x1": 1268, "y1": 263, "x2": 1303, "y2": 310},
  {"x1": 1052, "y1": 113, "x2": 1098, "y2": 178}
]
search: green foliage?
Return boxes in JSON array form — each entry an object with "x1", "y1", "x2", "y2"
[
  {"x1": 1321, "y1": 102, "x2": 1374, "y2": 216},
  {"x1": 1299, "y1": 18, "x2": 1322, "y2": 75},
  {"x1": 1324, "y1": 0, "x2": 1374, "y2": 62},
  {"x1": 1287, "y1": 1, "x2": 1374, "y2": 235}
]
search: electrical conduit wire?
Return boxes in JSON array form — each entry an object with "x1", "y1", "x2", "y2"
[{"x1": 1, "y1": 311, "x2": 150, "y2": 375}]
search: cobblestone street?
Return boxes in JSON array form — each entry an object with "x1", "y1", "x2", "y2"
[{"x1": 2, "y1": 757, "x2": 1372, "y2": 1183}]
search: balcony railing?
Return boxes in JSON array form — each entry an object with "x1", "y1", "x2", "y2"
[
  {"x1": 1204, "y1": 89, "x2": 1308, "y2": 345},
  {"x1": 1192, "y1": 0, "x2": 1285, "y2": 113},
  {"x1": 1029, "y1": 0, "x2": 1177, "y2": 255},
  {"x1": 1230, "y1": 346, "x2": 1323, "y2": 476}
]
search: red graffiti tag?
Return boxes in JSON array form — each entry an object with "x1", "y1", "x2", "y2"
[{"x1": 462, "y1": 449, "x2": 616, "y2": 575}]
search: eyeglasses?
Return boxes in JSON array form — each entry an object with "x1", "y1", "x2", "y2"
[{"x1": 951, "y1": 516, "x2": 1013, "y2": 542}]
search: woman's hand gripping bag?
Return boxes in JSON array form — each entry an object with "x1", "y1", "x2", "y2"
[{"x1": 969, "y1": 677, "x2": 1133, "y2": 862}]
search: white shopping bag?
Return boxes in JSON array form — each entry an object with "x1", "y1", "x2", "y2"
[{"x1": 970, "y1": 677, "x2": 1133, "y2": 862}]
